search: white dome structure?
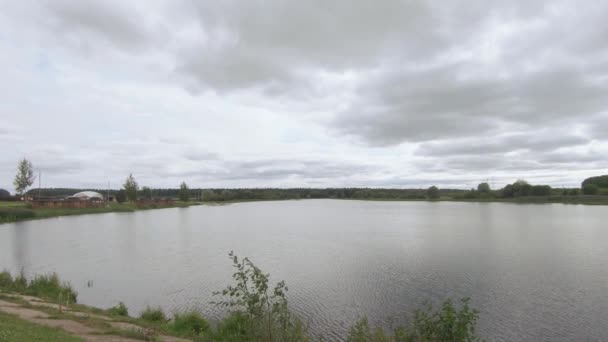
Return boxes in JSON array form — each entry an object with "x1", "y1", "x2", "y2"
[{"x1": 71, "y1": 191, "x2": 104, "y2": 200}]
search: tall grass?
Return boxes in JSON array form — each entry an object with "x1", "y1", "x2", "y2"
[{"x1": 0, "y1": 270, "x2": 77, "y2": 304}]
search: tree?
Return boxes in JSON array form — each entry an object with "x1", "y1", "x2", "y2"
[
  {"x1": 582, "y1": 175, "x2": 608, "y2": 189},
  {"x1": 531, "y1": 185, "x2": 552, "y2": 196},
  {"x1": 141, "y1": 186, "x2": 152, "y2": 200},
  {"x1": 13, "y1": 158, "x2": 35, "y2": 196},
  {"x1": 179, "y1": 182, "x2": 190, "y2": 202},
  {"x1": 583, "y1": 183, "x2": 599, "y2": 195},
  {"x1": 477, "y1": 182, "x2": 491, "y2": 193},
  {"x1": 0, "y1": 189, "x2": 10, "y2": 198},
  {"x1": 123, "y1": 174, "x2": 138, "y2": 202},
  {"x1": 115, "y1": 189, "x2": 127, "y2": 203},
  {"x1": 427, "y1": 186, "x2": 440, "y2": 200}
]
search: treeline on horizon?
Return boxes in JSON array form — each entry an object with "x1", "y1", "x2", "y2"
[{"x1": 15, "y1": 175, "x2": 608, "y2": 202}]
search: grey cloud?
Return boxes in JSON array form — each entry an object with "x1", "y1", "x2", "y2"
[
  {"x1": 160, "y1": 158, "x2": 374, "y2": 182},
  {"x1": 40, "y1": 0, "x2": 157, "y2": 51},
  {"x1": 416, "y1": 133, "x2": 589, "y2": 156},
  {"x1": 334, "y1": 63, "x2": 608, "y2": 146}
]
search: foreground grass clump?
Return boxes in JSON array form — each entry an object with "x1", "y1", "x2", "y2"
[
  {"x1": 140, "y1": 306, "x2": 168, "y2": 323},
  {"x1": 0, "y1": 271, "x2": 77, "y2": 304},
  {"x1": 169, "y1": 312, "x2": 211, "y2": 338},
  {"x1": 0, "y1": 311, "x2": 83, "y2": 342},
  {"x1": 347, "y1": 298, "x2": 480, "y2": 342},
  {"x1": 108, "y1": 301, "x2": 129, "y2": 317}
]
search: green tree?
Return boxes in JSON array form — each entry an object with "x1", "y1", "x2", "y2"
[
  {"x1": 427, "y1": 186, "x2": 440, "y2": 200},
  {"x1": 115, "y1": 189, "x2": 127, "y2": 203},
  {"x1": 477, "y1": 182, "x2": 490, "y2": 193},
  {"x1": 582, "y1": 183, "x2": 599, "y2": 195},
  {"x1": 13, "y1": 158, "x2": 35, "y2": 196},
  {"x1": 141, "y1": 186, "x2": 152, "y2": 200},
  {"x1": 0, "y1": 189, "x2": 10, "y2": 198},
  {"x1": 179, "y1": 182, "x2": 190, "y2": 202},
  {"x1": 123, "y1": 174, "x2": 138, "y2": 202},
  {"x1": 582, "y1": 175, "x2": 608, "y2": 189}
]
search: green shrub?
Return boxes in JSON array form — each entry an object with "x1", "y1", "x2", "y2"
[
  {"x1": 0, "y1": 271, "x2": 13, "y2": 289},
  {"x1": 108, "y1": 302, "x2": 129, "y2": 317},
  {"x1": 214, "y1": 312, "x2": 253, "y2": 341},
  {"x1": 213, "y1": 251, "x2": 308, "y2": 341},
  {"x1": 170, "y1": 312, "x2": 211, "y2": 337},
  {"x1": 140, "y1": 306, "x2": 167, "y2": 323},
  {"x1": 346, "y1": 298, "x2": 480, "y2": 342}
]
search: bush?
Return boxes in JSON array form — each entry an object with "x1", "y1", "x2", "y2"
[
  {"x1": 170, "y1": 312, "x2": 211, "y2": 337},
  {"x1": 140, "y1": 306, "x2": 167, "y2": 323},
  {"x1": 108, "y1": 302, "x2": 129, "y2": 317},
  {"x1": 346, "y1": 298, "x2": 480, "y2": 342},
  {"x1": 213, "y1": 251, "x2": 308, "y2": 341},
  {"x1": 0, "y1": 271, "x2": 13, "y2": 289}
]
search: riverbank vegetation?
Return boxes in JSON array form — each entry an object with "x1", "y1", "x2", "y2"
[
  {"x1": 0, "y1": 201, "x2": 195, "y2": 224},
  {"x1": 0, "y1": 252, "x2": 481, "y2": 341}
]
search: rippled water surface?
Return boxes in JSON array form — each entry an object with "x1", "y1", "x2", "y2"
[{"x1": 1, "y1": 200, "x2": 607, "y2": 341}]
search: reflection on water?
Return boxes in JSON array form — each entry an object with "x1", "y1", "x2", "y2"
[{"x1": 0, "y1": 200, "x2": 607, "y2": 341}]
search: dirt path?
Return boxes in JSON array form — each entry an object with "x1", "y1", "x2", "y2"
[{"x1": 0, "y1": 295, "x2": 189, "y2": 342}]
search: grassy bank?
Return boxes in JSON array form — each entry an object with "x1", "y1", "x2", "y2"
[{"x1": 0, "y1": 201, "x2": 198, "y2": 224}]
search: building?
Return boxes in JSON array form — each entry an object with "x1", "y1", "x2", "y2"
[{"x1": 67, "y1": 191, "x2": 104, "y2": 202}]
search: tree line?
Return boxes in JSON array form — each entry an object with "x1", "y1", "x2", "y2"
[{"x1": 3, "y1": 158, "x2": 608, "y2": 201}]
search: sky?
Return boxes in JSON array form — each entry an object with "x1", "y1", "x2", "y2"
[{"x1": 1, "y1": 0, "x2": 607, "y2": 192}]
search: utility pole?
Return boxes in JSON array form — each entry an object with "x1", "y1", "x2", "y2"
[{"x1": 38, "y1": 170, "x2": 41, "y2": 200}]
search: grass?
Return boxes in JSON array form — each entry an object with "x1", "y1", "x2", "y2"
[
  {"x1": 0, "y1": 201, "x2": 200, "y2": 224},
  {"x1": 0, "y1": 271, "x2": 77, "y2": 304},
  {"x1": 0, "y1": 311, "x2": 84, "y2": 342},
  {"x1": 139, "y1": 306, "x2": 167, "y2": 323}
]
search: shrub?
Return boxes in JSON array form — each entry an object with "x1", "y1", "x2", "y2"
[
  {"x1": 346, "y1": 298, "x2": 480, "y2": 342},
  {"x1": 109, "y1": 302, "x2": 129, "y2": 317},
  {"x1": 140, "y1": 306, "x2": 167, "y2": 323},
  {"x1": 215, "y1": 312, "x2": 253, "y2": 341},
  {"x1": 0, "y1": 271, "x2": 13, "y2": 289},
  {"x1": 213, "y1": 251, "x2": 308, "y2": 341},
  {"x1": 170, "y1": 312, "x2": 211, "y2": 337}
]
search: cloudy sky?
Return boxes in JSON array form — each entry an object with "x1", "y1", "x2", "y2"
[{"x1": 1, "y1": 0, "x2": 607, "y2": 192}]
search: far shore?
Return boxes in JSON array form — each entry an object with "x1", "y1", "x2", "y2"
[{"x1": 2, "y1": 194, "x2": 608, "y2": 224}]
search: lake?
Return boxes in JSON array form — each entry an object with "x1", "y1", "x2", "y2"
[{"x1": 0, "y1": 200, "x2": 606, "y2": 341}]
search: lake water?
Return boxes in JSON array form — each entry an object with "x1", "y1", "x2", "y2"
[{"x1": 0, "y1": 200, "x2": 607, "y2": 341}]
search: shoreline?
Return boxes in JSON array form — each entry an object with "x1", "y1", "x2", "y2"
[{"x1": 2, "y1": 195, "x2": 608, "y2": 224}]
